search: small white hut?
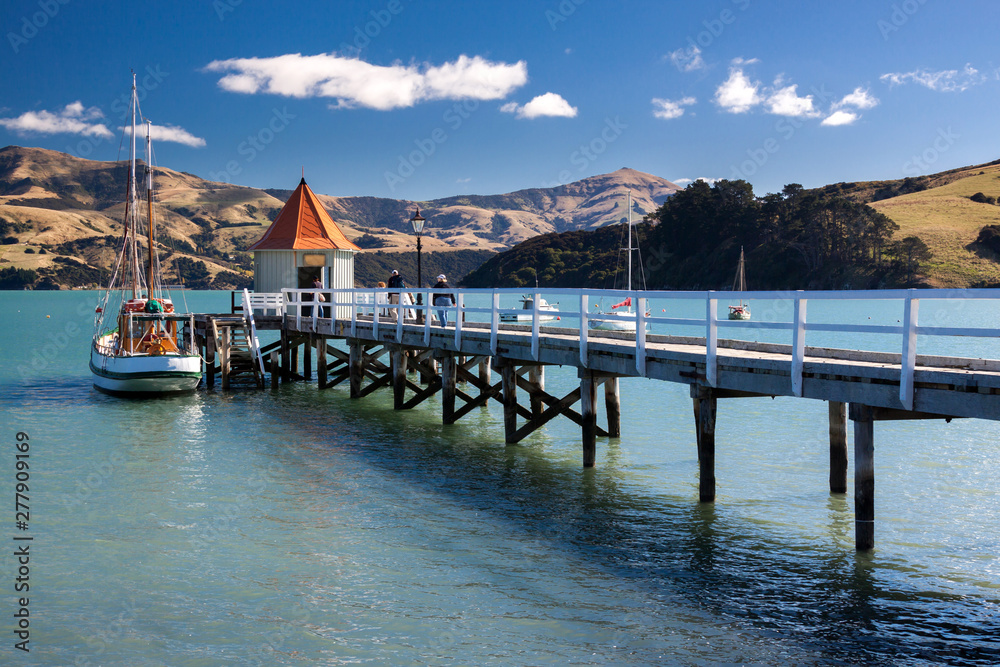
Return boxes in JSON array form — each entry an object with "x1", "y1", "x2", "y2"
[{"x1": 249, "y1": 178, "x2": 360, "y2": 312}]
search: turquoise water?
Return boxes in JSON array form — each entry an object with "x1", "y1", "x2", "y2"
[{"x1": 2, "y1": 290, "x2": 999, "y2": 665}]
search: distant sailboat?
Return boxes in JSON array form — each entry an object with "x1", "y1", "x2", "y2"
[
  {"x1": 591, "y1": 190, "x2": 648, "y2": 332},
  {"x1": 728, "y1": 246, "x2": 751, "y2": 321}
]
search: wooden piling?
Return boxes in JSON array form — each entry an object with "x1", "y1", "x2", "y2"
[
  {"x1": 692, "y1": 397, "x2": 700, "y2": 455},
  {"x1": 349, "y1": 341, "x2": 363, "y2": 398},
  {"x1": 270, "y1": 350, "x2": 279, "y2": 390},
  {"x1": 529, "y1": 365, "x2": 545, "y2": 418},
  {"x1": 280, "y1": 330, "x2": 290, "y2": 383},
  {"x1": 220, "y1": 327, "x2": 231, "y2": 390},
  {"x1": 499, "y1": 359, "x2": 518, "y2": 443},
  {"x1": 291, "y1": 345, "x2": 299, "y2": 379},
  {"x1": 478, "y1": 357, "x2": 491, "y2": 398},
  {"x1": 441, "y1": 354, "x2": 457, "y2": 424},
  {"x1": 697, "y1": 390, "x2": 716, "y2": 503},
  {"x1": 851, "y1": 404, "x2": 875, "y2": 551},
  {"x1": 304, "y1": 336, "x2": 312, "y2": 381},
  {"x1": 604, "y1": 376, "x2": 621, "y2": 438},
  {"x1": 205, "y1": 324, "x2": 216, "y2": 389},
  {"x1": 316, "y1": 336, "x2": 326, "y2": 388},
  {"x1": 392, "y1": 346, "x2": 407, "y2": 410},
  {"x1": 580, "y1": 371, "x2": 597, "y2": 468},
  {"x1": 829, "y1": 401, "x2": 848, "y2": 493}
]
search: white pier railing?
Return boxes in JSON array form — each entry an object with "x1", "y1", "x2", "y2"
[{"x1": 279, "y1": 287, "x2": 1000, "y2": 411}]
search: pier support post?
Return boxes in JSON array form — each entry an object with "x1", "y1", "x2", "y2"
[
  {"x1": 478, "y1": 358, "x2": 491, "y2": 399},
  {"x1": 220, "y1": 327, "x2": 231, "y2": 391},
  {"x1": 349, "y1": 341, "x2": 363, "y2": 398},
  {"x1": 441, "y1": 354, "x2": 457, "y2": 424},
  {"x1": 692, "y1": 386, "x2": 716, "y2": 502},
  {"x1": 205, "y1": 326, "x2": 216, "y2": 389},
  {"x1": 304, "y1": 336, "x2": 312, "y2": 381},
  {"x1": 829, "y1": 401, "x2": 848, "y2": 493},
  {"x1": 291, "y1": 345, "x2": 299, "y2": 379},
  {"x1": 580, "y1": 370, "x2": 597, "y2": 468},
  {"x1": 498, "y1": 358, "x2": 518, "y2": 443},
  {"x1": 392, "y1": 346, "x2": 407, "y2": 410},
  {"x1": 604, "y1": 376, "x2": 621, "y2": 438},
  {"x1": 851, "y1": 404, "x2": 875, "y2": 551},
  {"x1": 529, "y1": 366, "x2": 545, "y2": 418},
  {"x1": 270, "y1": 351, "x2": 279, "y2": 391},
  {"x1": 280, "y1": 330, "x2": 290, "y2": 383},
  {"x1": 316, "y1": 336, "x2": 326, "y2": 388}
]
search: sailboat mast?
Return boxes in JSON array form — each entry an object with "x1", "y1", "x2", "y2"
[
  {"x1": 626, "y1": 189, "x2": 632, "y2": 293},
  {"x1": 128, "y1": 72, "x2": 140, "y2": 300},
  {"x1": 145, "y1": 120, "x2": 155, "y2": 298}
]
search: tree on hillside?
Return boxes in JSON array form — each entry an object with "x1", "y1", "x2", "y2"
[{"x1": 893, "y1": 236, "x2": 933, "y2": 284}]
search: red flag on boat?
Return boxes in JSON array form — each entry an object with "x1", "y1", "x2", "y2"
[{"x1": 611, "y1": 297, "x2": 631, "y2": 309}]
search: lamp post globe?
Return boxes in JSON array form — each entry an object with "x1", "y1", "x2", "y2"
[{"x1": 409, "y1": 207, "x2": 426, "y2": 322}]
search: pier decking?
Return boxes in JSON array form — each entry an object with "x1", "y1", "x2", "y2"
[{"x1": 197, "y1": 287, "x2": 1000, "y2": 550}]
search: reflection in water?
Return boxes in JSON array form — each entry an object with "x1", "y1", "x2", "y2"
[
  {"x1": 4, "y1": 289, "x2": 1000, "y2": 665},
  {"x1": 272, "y1": 383, "x2": 1000, "y2": 666}
]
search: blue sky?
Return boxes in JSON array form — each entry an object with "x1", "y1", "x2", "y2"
[{"x1": 1, "y1": 0, "x2": 998, "y2": 201}]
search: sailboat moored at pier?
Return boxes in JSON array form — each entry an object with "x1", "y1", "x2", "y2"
[{"x1": 90, "y1": 74, "x2": 201, "y2": 395}]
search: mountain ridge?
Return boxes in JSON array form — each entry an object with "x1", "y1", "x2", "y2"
[{"x1": 0, "y1": 145, "x2": 679, "y2": 288}]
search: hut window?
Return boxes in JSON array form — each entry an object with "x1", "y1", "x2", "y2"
[{"x1": 303, "y1": 254, "x2": 326, "y2": 267}]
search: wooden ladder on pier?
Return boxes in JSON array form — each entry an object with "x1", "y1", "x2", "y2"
[{"x1": 211, "y1": 316, "x2": 265, "y2": 389}]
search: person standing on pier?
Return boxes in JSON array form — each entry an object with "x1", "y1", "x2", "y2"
[
  {"x1": 387, "y1": 270, "x2": 406, "y2": 319},
  {"x1": 433, "y1": 274, "x2": 455, "y2": 326}
]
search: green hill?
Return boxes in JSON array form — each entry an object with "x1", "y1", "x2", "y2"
[{"x1": 868, "y1": 163, "x2": 1000, "y2": 287}]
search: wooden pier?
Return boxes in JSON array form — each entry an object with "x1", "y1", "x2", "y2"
[{"x1": 197, "y1": 288, "x2": 1000, "y2": 551}]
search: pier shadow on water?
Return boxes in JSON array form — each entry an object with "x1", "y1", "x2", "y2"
[{"x1": 248, "y1": 383, "x2": 999, "y2": 667}]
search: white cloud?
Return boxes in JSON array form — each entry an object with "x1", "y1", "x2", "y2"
[
  {"x1": 821, "y1": 110, "x2": 859, "y2": 126},
  {"x1": 500, "y1": 92, "x2": 578, "y2": 119},
  {"x1": 766, "y1": 84, "x2": 821, "y2": 118},
  {"x1": 651, "y1": 96, "x2": 696, "y2": 120},
  {"x1": 674, "y1": 177, "x2": 721, "y2": 186},
  {"x1": 880, "y1": 64, "x2": 986, "y2": 92},
  {"x1": 714, "y1": 63, "x2": 761, "y2": 113},
  {"x1": 835, "y1": 87, "x2": 879, "y2": 110},
  {"x1": 0, "y1": 102, "x2": 112, "y2": 138},
  {"x1": 205, "y1": 53, "x2": 528, "y2": 110},
  {"x1": 121, "y1": 123, "x2": 206, "y2": 147},
  {"x1": 456, "y1": 177, "x2": 472, "y2": 183},
  {"x1": 668, "y1": 46, "x2": 705, "y2": 73}
]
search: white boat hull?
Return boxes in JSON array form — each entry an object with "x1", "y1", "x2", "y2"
[
  {"x1": 500, "y1": 313, "x2": 559, "y2": 323},
  {"x1": 590, "y1": 311, "x2": 641, "y2": 332},
  {"x1": 90, "y1": 345, "x2": 201, "y2": 395}
]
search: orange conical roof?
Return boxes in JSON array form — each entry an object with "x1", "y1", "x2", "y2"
[{"x1": 248, "y1": 178, "x2": 361, "y2": 251}]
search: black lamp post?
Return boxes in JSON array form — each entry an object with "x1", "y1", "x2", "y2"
[{"x1": 409, "y1": 207, "x2": 426, "y2": 322}]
